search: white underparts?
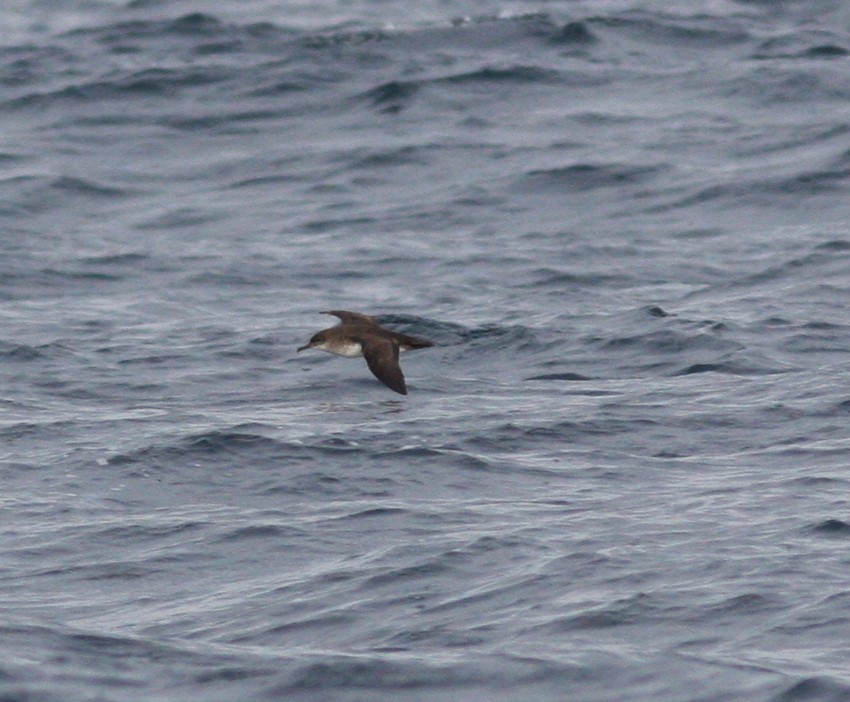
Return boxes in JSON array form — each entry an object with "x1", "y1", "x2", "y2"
[{"x1": 316, "y1": 340, "x2": 363, "y2": 358}]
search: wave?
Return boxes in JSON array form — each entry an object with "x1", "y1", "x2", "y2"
[
  {"x1": 0, "y1": 340, "x2": 73, "y2": 361},
  {"x1": 518, "y1": 163, "x2": 665, "y2": 193}
]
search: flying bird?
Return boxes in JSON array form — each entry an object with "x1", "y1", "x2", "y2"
[{"x1": 297, "y1": 310, "x2": 433, "y2": 395}]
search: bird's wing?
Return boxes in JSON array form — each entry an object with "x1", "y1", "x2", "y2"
[
  {"x1": 321, "y1": 310, "x2": 379, "y2": 326},
  {"x1": 360, "y1": 336, "x2": 407, "y2": 395}
]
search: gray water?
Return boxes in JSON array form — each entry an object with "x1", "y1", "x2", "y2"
[{"x1": 3, "y1": 1, "x2": 850, "y2": 700}]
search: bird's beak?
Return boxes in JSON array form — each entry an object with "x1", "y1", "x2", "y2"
[{"x1": 297, "y1": 343, "x2": 311, "y2": 353}]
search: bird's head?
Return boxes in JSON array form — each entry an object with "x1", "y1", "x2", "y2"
[{"x1": 297, "y1": 330, "x2": 329, "y2": 353}]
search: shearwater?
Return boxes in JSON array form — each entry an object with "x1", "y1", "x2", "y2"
[{"x1": 297, "y1": 311, "x2": 434, "y2": 395}]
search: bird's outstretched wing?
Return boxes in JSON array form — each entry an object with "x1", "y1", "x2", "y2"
[
  {"x1": 322, "y1": 310, "x2": 379, "y2": 327},
  {"x1": 360, "y1": 337, "x2": 406, "y2": 395}
]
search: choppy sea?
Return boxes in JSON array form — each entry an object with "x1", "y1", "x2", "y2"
[{"x1": 3, "y1": 0, "x2": 850, "y2": 700}]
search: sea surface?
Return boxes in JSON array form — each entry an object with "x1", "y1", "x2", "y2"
[{"x1": 3, "y1": 0, "x2": 850, "y2": 700}]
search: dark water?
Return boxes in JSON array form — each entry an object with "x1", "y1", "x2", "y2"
[{"x1": 3, "y1": 1, "x2": 850, "y2": 699}]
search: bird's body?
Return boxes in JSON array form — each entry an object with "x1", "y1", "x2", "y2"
[{"x1": 297, "y1": 311, "x2": 433, "y2": 395}]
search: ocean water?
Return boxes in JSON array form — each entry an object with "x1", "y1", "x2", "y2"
[{"x1": 3, "y1": 0, "x2": 850, "y2": 700}]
